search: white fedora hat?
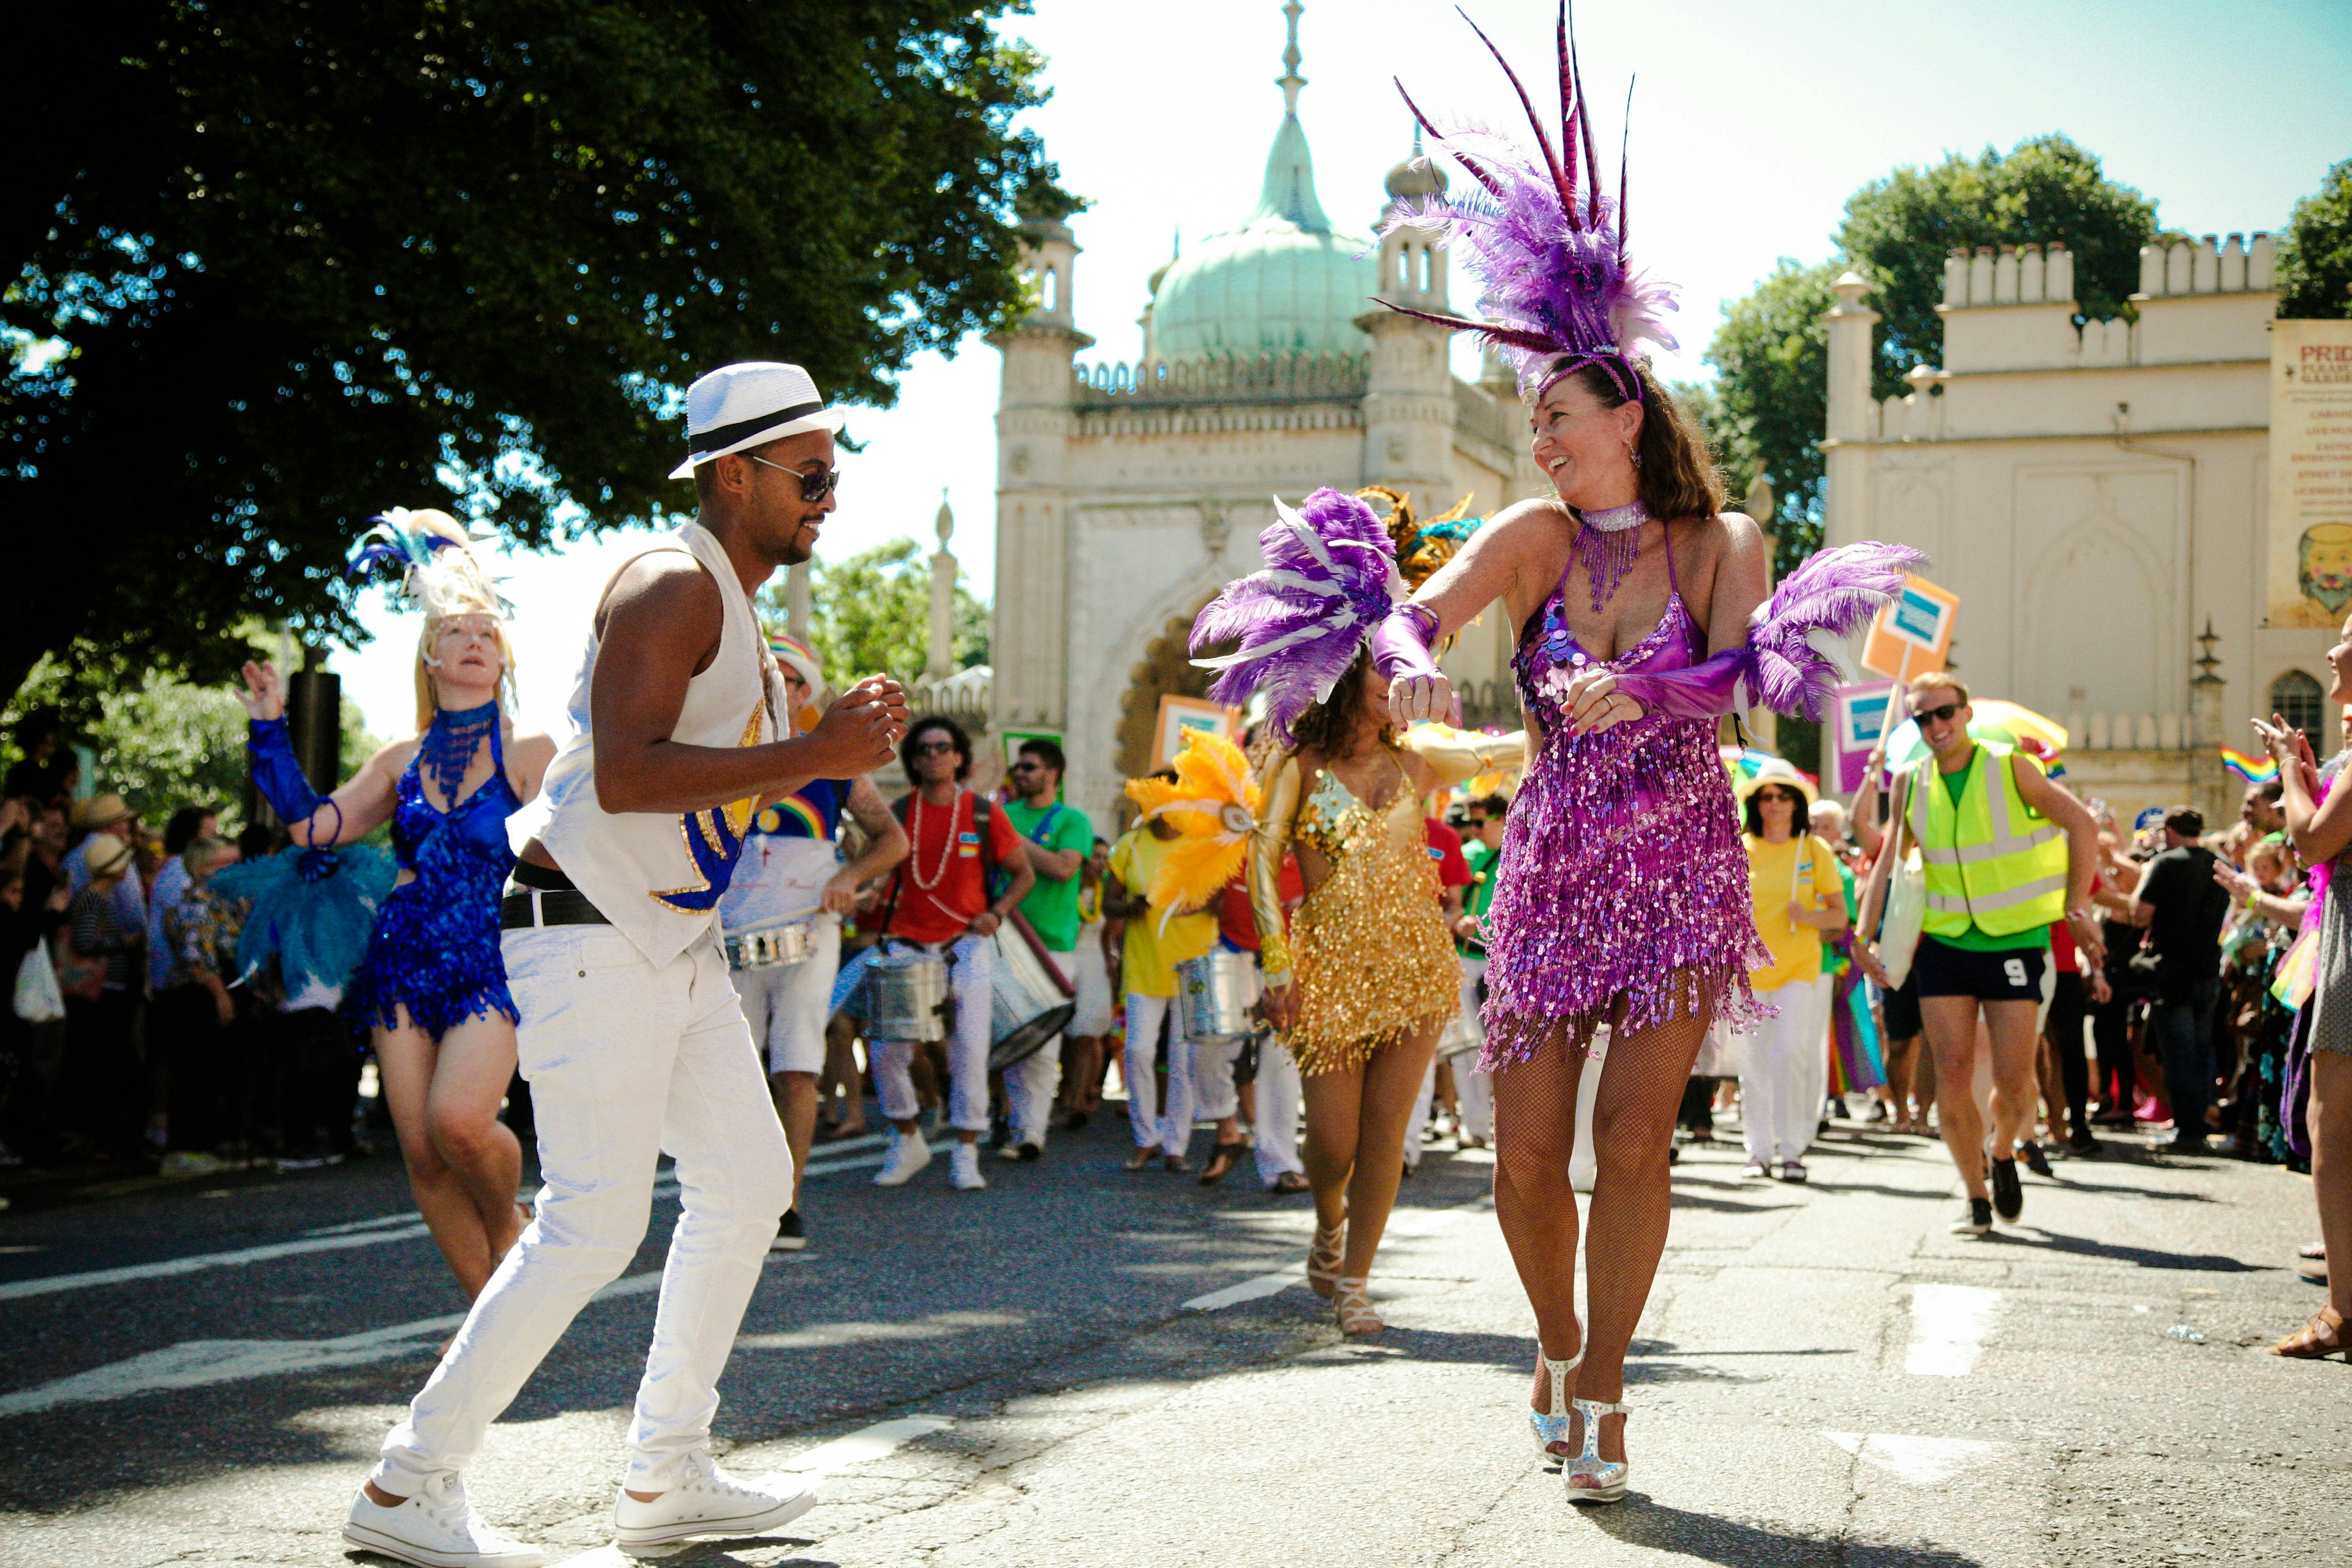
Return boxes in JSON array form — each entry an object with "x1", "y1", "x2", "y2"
[{"x1": 667, "y1": 361, "x2": 846, "y2": 480}]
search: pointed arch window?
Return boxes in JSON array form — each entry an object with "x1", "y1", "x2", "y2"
[{"x1": 2272, "y1": 669, "x2": 2326, "y2": 740}]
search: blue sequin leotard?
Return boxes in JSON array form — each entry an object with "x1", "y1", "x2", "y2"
[{"x1": 343, "y1": 713, "x2": 523, "y2": 1039}]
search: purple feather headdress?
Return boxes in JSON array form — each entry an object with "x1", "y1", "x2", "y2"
[
  {"x1": 1190, "y1": 488, "x2": 1404, "y2": 744},
  {"x1": 1381, "y1": 4, "x2": 1678, "y2": 403}
]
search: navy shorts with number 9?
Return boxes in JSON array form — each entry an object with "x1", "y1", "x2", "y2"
[{"x1": 1910, "y1": 933, "x2": 2046, "y2": 1001}]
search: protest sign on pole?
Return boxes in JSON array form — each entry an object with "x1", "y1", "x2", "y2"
[
  {"x1": 1860, "y1": 574, "x2": 1959, "y2": 683},
  {"x1": 1831, "y1": 681, "x2": 1901, "y2": 794}
]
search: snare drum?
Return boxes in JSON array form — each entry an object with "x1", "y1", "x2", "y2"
[
  {"x1": 725, "y1": 916, "x2": 818, "y2": 971},
  {"x1": 1175, "y1": 950, "x2": 1257, "y2": 1043},
  {"x1": 865, "y1": 949, "x2": 952, "y2": 1041}
]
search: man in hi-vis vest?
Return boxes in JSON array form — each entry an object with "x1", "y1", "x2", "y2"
[
  {"x1": 1857, "y1": 672, "x2": 2103, "y2": 1240},
  {"x1": 345, "y1": 363, "x2": 908, "y2": 1568}
]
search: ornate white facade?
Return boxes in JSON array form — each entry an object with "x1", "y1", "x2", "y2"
[
  {"x1": 1822, "y1": 233, "x2": 2307, "y2": 826},
  {"x1": 988, "y1": 10, "x2": 1546, "y2": 828}
]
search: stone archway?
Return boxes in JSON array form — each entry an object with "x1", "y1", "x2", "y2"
[{"x1": 1110, "y1": 603, "x2": 1223, "y2": 828}]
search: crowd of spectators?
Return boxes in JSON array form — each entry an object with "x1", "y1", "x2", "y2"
[{"x1": 1, "y1": 708, "x2": 377, "y2": 1179}]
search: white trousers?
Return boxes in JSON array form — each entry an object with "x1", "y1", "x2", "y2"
[
  {"x1": 1192, "y1": 1035, "x2": 1243, "y2": 1122},
  {"x1": 1251, "y1": 1036, "x2": 1305, "y2": 1185},
  {"x1": 374, "y1": 925, "x2": 791, "y2": 1497},
  {"x1": 1068, "y1": 924, "x2": 1115, "y2": 1038},
  {"x1": 732, "y1": 916, "x2": 839, "y2": 1075},
  {"x1": 870, "y1": 935, "x2": 993, "y2": 1133},
  {"x1": 1123, "y1": 992, "x2": 1194, "y2": 1154},
  {"x1": 1741, "y1": 975, "x2": 1834, "y2": 1164},
  {"x1": 1002, "y1": 946, "x2": 1073, "y2": 1148},
  {"x1": 1453, "y1": 957, "x2": 1494, "y2": 1140}
]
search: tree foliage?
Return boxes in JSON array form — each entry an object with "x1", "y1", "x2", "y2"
[
  {"x1": 763, "y1": 540, "x2": 989, "y2": 692},
  {"x1": 2278, "y1": 157, "x2": 2352, "y2": 320},
  {"x1": 1699, "y1": 135, "x2": 2158, "y2": 570},
  {"x1": 3, "y1": 2, "x2": 1073, "y2": 712},
  {"x1": 1, "y1": 658, "x2": 380, "y2": 829},
  {"x1": 1835, "y1": 135, "x2": 2157, "y2": 399}
]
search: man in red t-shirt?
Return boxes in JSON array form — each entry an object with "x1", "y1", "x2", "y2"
[
  {"x1": 1404, "y1": 813, "x2": 1475, "y2": 1172},
  {"x1": 869, "y1": 717, "x2": 1031, "y2": 1191}
]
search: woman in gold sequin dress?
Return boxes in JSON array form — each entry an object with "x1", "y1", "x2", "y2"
[{"x1": 1250, "y1": 655, "x2": 1519, "y2": 1335}]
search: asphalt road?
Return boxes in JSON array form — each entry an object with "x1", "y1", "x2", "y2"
[{"x1": 0, "y1": 1107, "x2": 2342, "y2": 1568}]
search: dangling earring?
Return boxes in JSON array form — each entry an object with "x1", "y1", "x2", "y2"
[{"x1": 1629, "y1": 445, "x2": 1643, "y2": 470}]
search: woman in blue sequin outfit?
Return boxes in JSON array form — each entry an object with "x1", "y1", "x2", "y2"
[{"x1": 239, "y1": 510, "x2": 554, "y2": 1300}]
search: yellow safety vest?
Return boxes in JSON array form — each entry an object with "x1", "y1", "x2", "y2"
[{"x1": 1907, "y1": 739, "x2": 2067, "y2": 938}]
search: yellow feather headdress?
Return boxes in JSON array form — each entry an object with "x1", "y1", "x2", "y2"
[{"x1": 1122, "y1": 731, "x2": 1261, "y2": 936}]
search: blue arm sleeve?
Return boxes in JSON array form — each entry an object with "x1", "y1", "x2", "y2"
[{"x1": 246, "y1": 718, "x2": 328, "y2": 832}]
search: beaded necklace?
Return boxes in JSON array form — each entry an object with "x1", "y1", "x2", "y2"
[
  {"x1": 420, "y1": 699, "x2": 499, "y2": 810},
  {"x1": 907, "y1": 788, "x2": 963, "y2": 890},
  {"x1": 1573, "y1": 499, "x2": 1649, "y2": 612}
]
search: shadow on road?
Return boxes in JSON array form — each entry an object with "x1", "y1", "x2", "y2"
[
  {"x1": 1583, "y1": 1496, "x2": 1988, "y2": 1567},
  {"x1": 1981, "y1": 1228, "x2": 2274, "y2": 1272}
]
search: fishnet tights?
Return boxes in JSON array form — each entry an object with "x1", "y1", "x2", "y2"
[{"x1": 1492, "y1": 978, "x2": 1714, "y2": 1456}]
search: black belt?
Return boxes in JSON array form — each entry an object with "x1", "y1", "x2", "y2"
[{"x1": 500, "y1": 887, "x2": 612, "y2": 930}]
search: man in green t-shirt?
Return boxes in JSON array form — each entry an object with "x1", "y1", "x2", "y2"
[{"x1": 998, "y1": 738, "x2": 1096, "y2": 1159}]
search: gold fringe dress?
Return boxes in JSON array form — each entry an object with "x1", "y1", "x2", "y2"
[{"x1": 1251, "y1": 729, "x2": 1524, "y2": 1076}]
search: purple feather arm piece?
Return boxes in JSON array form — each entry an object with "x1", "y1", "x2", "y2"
[
  {"x1": 1190, "y1": 489, "x2": 1399, "y2": 743},
  {"x1": 1744, "y1": 542, "x2": 1928, "y2": 720}
]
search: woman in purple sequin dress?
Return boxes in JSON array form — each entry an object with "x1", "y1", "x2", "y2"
[{"x1": 1361, "y1": 13, "x2": 1919, "y2": 1500}]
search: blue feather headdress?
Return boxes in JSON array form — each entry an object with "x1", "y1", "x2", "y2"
[
  {"x1": 347, "y1": 507, "x2": 510, "y2": 621},
  {"x1": 1381, "y1": 3, "x2": 1678, "y2": 404}
]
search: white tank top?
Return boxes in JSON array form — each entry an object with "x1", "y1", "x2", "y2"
[{"x1": 513, "y1": 522, "x2": 784, "y2": 965}]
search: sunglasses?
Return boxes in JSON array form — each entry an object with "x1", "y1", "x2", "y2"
[
  {"x1": 1009, "y1": 760, "x2": 1043, "y2": 774},
  {"x1": 912, "y1": 739, "x2": 958, "y2": 756},
  {"x1": 1910, "y1": 701, "x2": 1963, "y2": 726},
  {"x1": 747, "y1": 453, "x2": 842, "y2": 502}
]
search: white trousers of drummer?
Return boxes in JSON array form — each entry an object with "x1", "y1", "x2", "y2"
[
  {"x1": 870, "y1": 935, "x2": 993, "y2": 1134},
  {"x1": 1003, "y1": 946, "x2": 1074, "y2": 1150},
  {"x1": 1455, "y1": 956, "x2": 1494, "y2": 1142},
  {"x1": 1123, "y1": 992, "x2": 1194, "y2": 1155},
  {"x1": 1251, "y1": 1035, "x2": 1305, "y2": 1186}
]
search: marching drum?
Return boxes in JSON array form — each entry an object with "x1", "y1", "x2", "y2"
[
  {"x1": 724, "y1": 916, "x2": 818, "y2": 972},
  {"x1": 1175, "y1": 950, "x2": 1257, "y2": 1044},
  {"x1": 988, "y1": 922, "x2": 1077, "y2": 1071},
  {"x1": 864, "y1": 948, "x2": 951, "y2": 1042}
]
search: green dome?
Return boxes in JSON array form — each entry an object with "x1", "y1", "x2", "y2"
[{"x1": 1150, "y1": 112, "x2": 1378, "y2": 363}]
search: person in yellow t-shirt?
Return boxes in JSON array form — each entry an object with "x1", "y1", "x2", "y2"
[
  {"x1": 1733, "y1": 763, "x2": 1847, "y2": 1182},
  {"x1": 1102, "y1": 790, "x2": 1219, "y2": 1172}
]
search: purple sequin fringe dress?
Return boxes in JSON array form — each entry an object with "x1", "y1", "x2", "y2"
[{"x1": 1477, "y1": 568, "x2": 1768, "y2": 1073}]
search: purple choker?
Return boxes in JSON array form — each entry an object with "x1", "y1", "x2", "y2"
[{"x1": 1574, "y1": 500, "x2": 1649, "y2": 611}]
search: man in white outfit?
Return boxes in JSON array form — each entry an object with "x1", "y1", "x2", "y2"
[{"x1": 342, "y1": 362, "x2": 909, "y2": 1568}]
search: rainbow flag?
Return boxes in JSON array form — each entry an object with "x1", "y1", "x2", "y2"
[{"x1": 2220, "y1": 746, "x2": 2279, "y2": 784}]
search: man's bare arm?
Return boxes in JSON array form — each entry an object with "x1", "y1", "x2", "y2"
[
  {"x1": 589, "y1": 557, "x2": 907, "y2": 813},
  {"x1": 1022, "y1": 834, "x2": 1083, "y2": 882}
]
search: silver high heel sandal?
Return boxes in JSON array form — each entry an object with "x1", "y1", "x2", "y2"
[
  {"x1": 1565, "y1": 1396, "x2": 1630, "y2": 1503},
  {"x1": 1529, "y1": 1349, "x2": 1585, "y2": 1458}
]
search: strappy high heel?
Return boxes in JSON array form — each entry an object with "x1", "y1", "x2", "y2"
[
  {"x1": 1333, "y1": 1275, "x2": 1382, "y2": 1335},
  {"x1": 1565, "y1": 1396, "x2": 1630, "y2": 1503},
  {"x1": 1529, "y1": 1348, "x2": 1585, "y2": 1458},
  {"x1": 1306, "y1": 1220, "x2": 1345, "y2": 1300}
]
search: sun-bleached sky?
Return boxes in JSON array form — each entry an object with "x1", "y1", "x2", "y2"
[{"x1": 332, "y1": 0, "x2": 2352, "y2": 740}]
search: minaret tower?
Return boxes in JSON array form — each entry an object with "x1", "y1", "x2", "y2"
[
  {"x1": 1359, "y1": 118, "x2": 1457, "y2": 500},
  {"x1": 988, "y1": 206, "x2": 1092, "y2": 733}
]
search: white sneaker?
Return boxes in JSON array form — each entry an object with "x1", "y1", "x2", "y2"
[
  {"x1": 949, "y1": 1143, "x2": 987, "y2": 1190},
  {"x1": 612, "y1": 1453, "x2": 820, "y2": 1548},
  {"x1": 872, "y1": 1130, "x2": 932, "y2": 1187},
  {"x1": 342, "y1": 1472, "x2": 545, "y2": 1568}
]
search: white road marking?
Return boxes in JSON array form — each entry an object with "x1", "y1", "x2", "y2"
[
  {"x1": 1184, "y1": 1273, "x2": 1297, "y2": 1311},
  {"x1": 799, "y1": 1150, "x2": 889, "y2": 1179},
  {"x1": 0, "y1": 1221, "x2": 435, "y2": 1303},
  {"x1": 780, "y1": 1414, "x2": 953, "y2": 1474},
  {"x1": 1184, "y1": 1196, "x2": 1491, "y2": 1312},
  {"x1": 0, "y1": 1271, "x2": 664, "y2": 1419},
  {"x1": 1904, "y1": 1284, "x2": 2001, "y2": 1376},
  {"x1": 1824, "y1": 1431, "x2": 2005, "y2": 1485}
]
